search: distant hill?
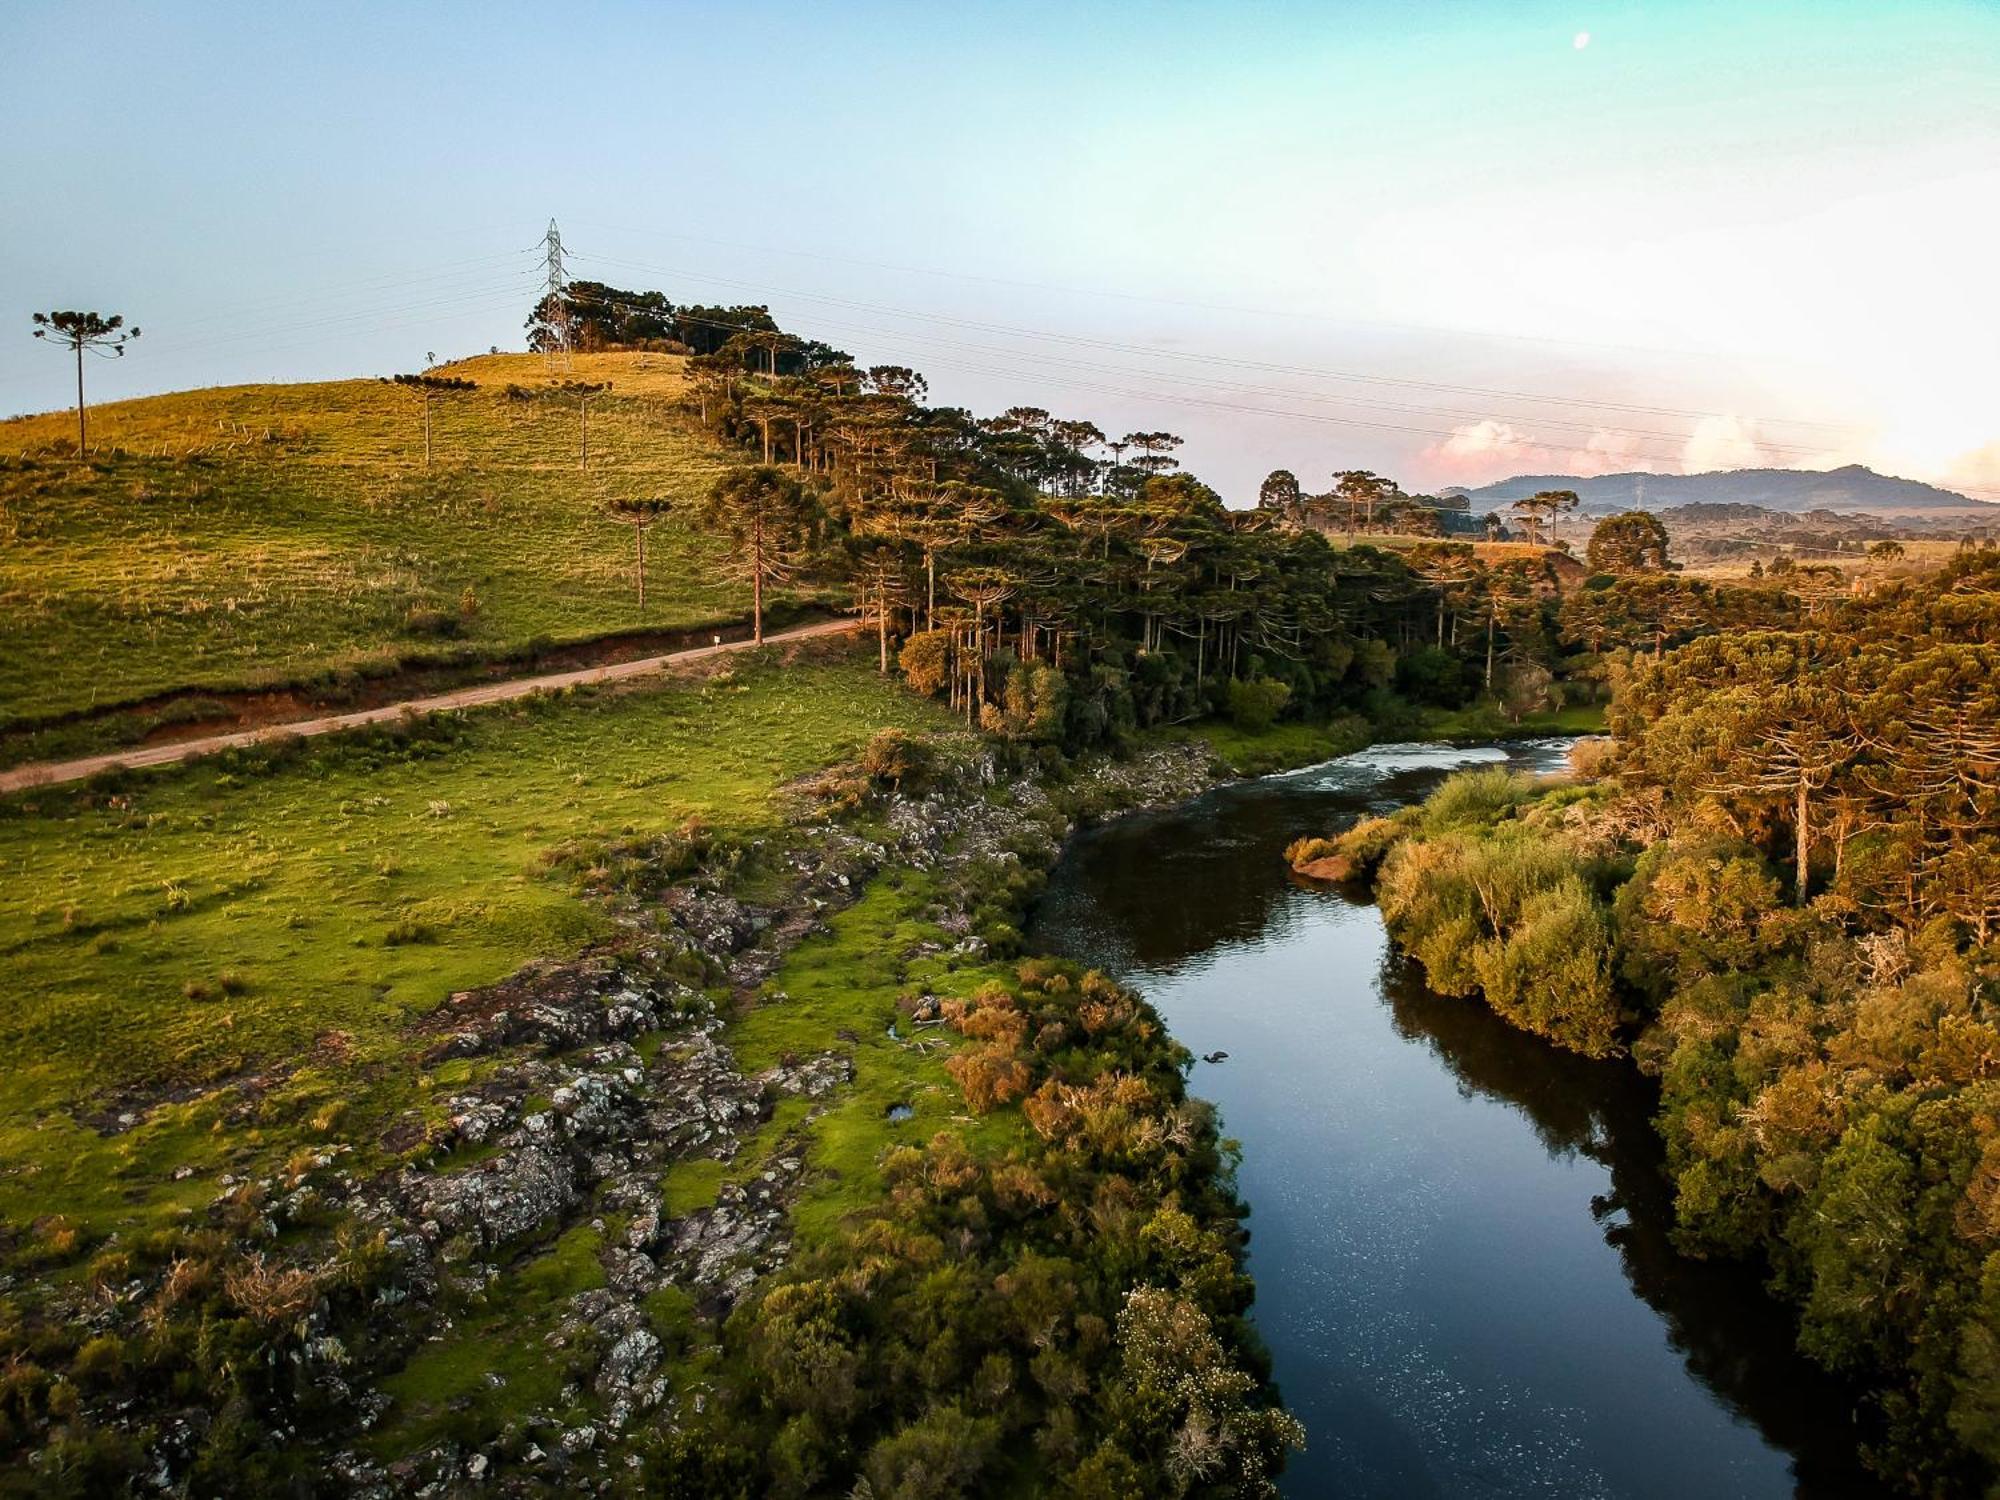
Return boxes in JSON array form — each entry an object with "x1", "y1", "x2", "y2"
[{"x1": 1453, "y1": 465, "x2": 1992, "y2": 519}]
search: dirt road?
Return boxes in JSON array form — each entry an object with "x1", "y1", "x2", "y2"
[{"x1": 0, "y1": 618, "x2": 856, "y2": 795}]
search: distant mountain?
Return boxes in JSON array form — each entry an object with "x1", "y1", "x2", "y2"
[{"x1": 1452, "y1": 465, "x2": 1991, "y2": 518}]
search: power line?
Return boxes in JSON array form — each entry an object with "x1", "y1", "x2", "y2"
[
  {"x1": 559, "y1": 285, "x2": 1788, "y2": 471},
  {"x1": 565, "y1": 217, "x2": 1755, "y2": 365},
  {"x1": 568, "y1": 275, "x2": 2000, "y2": 503},
  {"x1": 576, "y1": 250, "x2": 1860, "y2": 437}
]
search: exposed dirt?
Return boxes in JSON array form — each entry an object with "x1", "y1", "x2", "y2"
[
  {"x1": 0, "y1": 607, "x2": 836, "y2": 766},
  {"x1": 0, "y1": 618, "x2": 856, "y2": 794}
]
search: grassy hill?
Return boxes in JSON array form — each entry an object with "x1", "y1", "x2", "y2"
[{"x1": 0, "y1": 352, "x2": 822, "y2": 729}]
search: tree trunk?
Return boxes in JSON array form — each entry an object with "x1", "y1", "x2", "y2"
[
  {"x1": 635, "y1": 523, "x2": 647, "y2": 613},
  {"x1": 74, "y1": 344, "x2": 86, "y2": 454},
  {"x1": 423, "y1": 397, "x2": 433, "y2": 469},
  {"x1": 1796, "y1": 777, "x2": 1811, "y2": 905},
  {"x1": 579, "y1": 400, "x2": 589, "y2": 472},
  {"x1": 1485, "y1": 606, "x2": 1497, "y2": 690},
  {"x1": 752, "y1": 517, "x2": 765, "y2": 644},
  {"x1": 877, "y1": 593, "x2": 889, "y2": 674}
]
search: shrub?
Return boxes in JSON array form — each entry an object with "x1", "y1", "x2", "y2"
[
  {"x1": 899, "y1": 631, "x2": 951, "y2": 698},
  {"x1": 1226, "y1": 676, "x2": 1291, "y2": 733},
  {"x1": 1416, "y1": 766, "x2": 1536, "y2": 833},
  {"x1": 1283, "y1": 836, "x2": 1340, "y2": 869},
  {"x1": 862, "y1": 728, "x2": 931, "y2": 792},
  {"x1": 1568, "y1": 735, "x2": 1617, "y2": 778},
  {"x1": 1396, "y1": 644, "x2": 1471, "y2": 707},
  {"x1": 402, "y1": 604, "x2": 460, "y2": 639},
  {"x1": 1379, "y1": 829, "x2": 1620, "y2": 1057}
]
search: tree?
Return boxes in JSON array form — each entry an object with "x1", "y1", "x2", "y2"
[
  {"x1": 852, "y1": 544, "x2": 913, "y2": 674},
  {"x1": 608, "y1": 498, "x2": 671, "y2": 613},
  {"x1": 1124, "y1": 431, "x2": 1183, "y2": 475},
  {"x1": 31, "y1": 310, "x2": 139, "y2": 454},
  {"x1": 1257, "y1": 470, "x2": 1304, "y2": 527},
  {"x1": 1333, "y1": 470, "x2": 1395, "y2": 535},
  {"x1": 1619, "y1": 633, "x2": 1860, "y2": 903},
  {"x1": 382, "y1": 374, "x2": 476, "y2": 468},
  {"x1": 702, "y1": 465, "x2": 811, "y2": 643},
  {"x1": 554, "y1": 380, "x2": 609, "y2": 472},
  {"x1": 1587, "y1": 511, "x2": 1672, "y2": 574},
  {"x1": 1511, "y1": 488, "x2": 1580, "y2": 547}
]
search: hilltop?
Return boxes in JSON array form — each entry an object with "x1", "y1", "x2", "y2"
[
  {"x1": 1457, "y1": 464, "x2": 1994, "y2": 520},
  {"x1": 0, "y1": 352, "x2": 829, "y2": 733}
]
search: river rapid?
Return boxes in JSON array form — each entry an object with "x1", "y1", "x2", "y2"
[{"x1": 1026, "y1": 739, "x2": 1878, "y2": 1499}]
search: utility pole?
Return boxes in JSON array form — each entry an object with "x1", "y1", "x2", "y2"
[{"x1": 540, "y1": 219, "x2": 573, "y2": 373}]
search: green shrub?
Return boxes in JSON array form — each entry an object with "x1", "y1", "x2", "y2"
[
  {"x1": 1226, "y1": 676, "x2": 1291, "y2": 733},
  {"x1": 1379, "y1": 828, "x2": 1620, "y2": 1057}
]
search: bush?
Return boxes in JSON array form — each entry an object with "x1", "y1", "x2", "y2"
[
  {"x1": 862, "y1": 728, "x2": 931, "y2": 792},
  {"x1": 1379, "y1": 828, "x2": 1620, "y2": 1057},
  {"x1": 899, "y1": 631, "x2": 951, "y2": 698},
  {"x1": 1396, "y1": 644, "x2": 1471, "y2": 707},
  {"x1": 1567, "y1": 735, "x2": 1617, "y2": 778},
  {"x1": 1283, "y1": 837, "x2": 1340, "y2": 869},
  {"x1": 1226, "y1": 676, "x2": 1291, "y2": 733},
  {"x1": 1416, "y1": 767, "x2": 1537, "y2": 833},
  {"x1": 402, "y1": 604, "x2": 461, "y2": 639}
]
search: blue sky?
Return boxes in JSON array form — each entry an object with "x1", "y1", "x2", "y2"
[{"x1": 4, "y1": 0, "x2": 1996, "y2": 501}]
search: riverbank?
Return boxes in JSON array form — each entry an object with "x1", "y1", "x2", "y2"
[
  {"x1": 1027, "y1": 738, "x2": 1881, "y2": 1497},
  {"x1": 1340, "y1": 764, "x2": 1994, "y2": 1493},
  {"x1": 0, "y1": 680, "x2": 1604, "y2": 1493},
  {"x1": 0, "y1": 677, "x2": 1309, "y2": 1495},
  {"x1": 1183, "y1": 702, "x2": 1605, "y2": 778}
]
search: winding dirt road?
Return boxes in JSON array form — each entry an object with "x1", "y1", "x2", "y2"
[{"x1": 0, "y1": 618, "x2": 856, "y2": 795}]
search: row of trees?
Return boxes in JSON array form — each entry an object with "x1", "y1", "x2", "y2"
[{"x1": 660, "y1": 295, "x2": 1632, "y2": 739}]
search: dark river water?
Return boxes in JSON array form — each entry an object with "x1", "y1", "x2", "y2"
[{"x1": 1026, "y1": 740, "x2": 1879, "y2": 1499}]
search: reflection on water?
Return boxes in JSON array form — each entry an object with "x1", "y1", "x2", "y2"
[{"x1": 1028, "y1": 741, "x2": 1877, "y2": 1499}]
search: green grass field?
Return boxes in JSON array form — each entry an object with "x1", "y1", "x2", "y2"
[
  {"x1": 0, "y1": 647, "x2": 947, "y2": 1245},
  {"x1": 0, "y1": 352, "x2": 824, "y2": 727}
]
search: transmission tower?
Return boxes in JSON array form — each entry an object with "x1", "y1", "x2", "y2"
[{"x1": 540, "y1": 218, "x2": 574, "y2": 372}]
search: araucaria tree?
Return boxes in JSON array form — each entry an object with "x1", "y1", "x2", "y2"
[
  {"x1": 31, "y1": 310, "x2": 139, "y2": 454},
  {"x1": 555, "y1": 380, "x2": 609, "y2": 471},
  {"x1": 702, "y1": 465, "x2": 811, "y2": 643},
  {"x1": 383, "y1": 373, "x2": 476, "y2": 468},
  {"x1": 1586, "y1": 510, "x2": 1672, "y2": 574},
  {"x1": 608, "y1": 498, "x2": 672, "y2": 613},
  {"x1": 1511, "y1": 488, "x2": 1580, "y2": 547}
]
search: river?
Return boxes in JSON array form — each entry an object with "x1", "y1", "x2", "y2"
[{"x1": 1026, "y1": 739, "x2": 1879, "y2": 1499}]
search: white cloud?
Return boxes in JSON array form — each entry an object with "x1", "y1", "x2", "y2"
[
  {"x1": 1679, "y1": 415, "x2": 1773, "y2": 473},
  {"x1": 1417, "y1": 419, "x2": 1659, "y2": 486}
]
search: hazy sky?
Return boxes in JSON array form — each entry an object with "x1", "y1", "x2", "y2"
[{"x1": 4, "y1": 0, "x2": 1996, "y2": 503}]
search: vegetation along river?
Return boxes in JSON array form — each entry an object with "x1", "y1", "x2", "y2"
[{"x1": 1027, "y1": 739, "x2": 1879, "y2": 1499}]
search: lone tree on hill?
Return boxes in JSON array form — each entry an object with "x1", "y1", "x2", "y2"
[
  {"x1": 32, "y1": 310, "x2": 139, "y2": 454},
  {"x1": 554, "y1": 380, "x2": 610, "y2": 472},
  {"x1": 608, "y1": 498, "x2": 672, "y2": 613},
  {"x1": 382, "y1": 373, "x2": 476, "y2": 469},
  {"x1": 1511, "y1": 488, "x2": 1580, "y2": 547},
  {"x1": 1586, "y1": 510, "x2": 1672, "y2": 574},
  {"x1": 702, "y1": 465, "x2": 811, "y2": 644}
]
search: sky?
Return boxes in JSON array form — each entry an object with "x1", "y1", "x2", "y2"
[{"x1": 3, "y1": 0, "x2": 1997, "y2": 505}]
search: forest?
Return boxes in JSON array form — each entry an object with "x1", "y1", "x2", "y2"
[
  {"x1": 1324, "y1": 550, "x2": 2000, "y2": 1491},
  {"x1": 545, "y1": 280, "x2": 1640, "y2": 745}
]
